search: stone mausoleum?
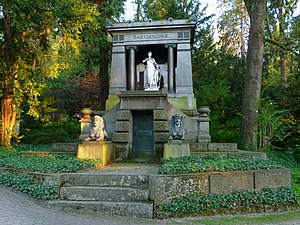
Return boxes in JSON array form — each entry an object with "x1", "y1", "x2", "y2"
[
  {"x1": 85, "y1": 18, "x2": 211, "y2": 162},
  {"x1": 98, "y1": 18, "x2": 210, "y2": 160}
]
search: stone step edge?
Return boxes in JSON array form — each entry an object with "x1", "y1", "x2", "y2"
[
  {"x1": 61, "y1": 186, "x2": 149, "y2": 191},
  {"x1": 60, "y1": 186, "x2": 150, "y2": 202},
  {"x1": 47, "y1": 200, "x2": 154, "y2": 219},
  {"x1": 63, "y1": 173, "x2": 150, "y2": 188},
  {"x1": 63, "y1": 183, "x2": 149, "y2": 189},
  {"x1": 191, "y1": 151, "x2": 267, "y2": 159}
]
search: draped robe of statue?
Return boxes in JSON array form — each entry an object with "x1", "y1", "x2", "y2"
[{"x1": 143, "y1": 51, "x2": 159, "y2": 90}]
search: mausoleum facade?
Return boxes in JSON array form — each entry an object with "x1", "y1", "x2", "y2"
[{"x1": 98, "y1": 18, "x2": 210, "y2": 161}]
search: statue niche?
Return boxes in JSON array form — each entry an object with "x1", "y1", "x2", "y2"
[{"x1": 84, "y1": 115, "x2": 108, "y2": 141}]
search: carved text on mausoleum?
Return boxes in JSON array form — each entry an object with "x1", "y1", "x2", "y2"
[{"x1": 133, "y1": 33, "x2": 169, "y2": 40}]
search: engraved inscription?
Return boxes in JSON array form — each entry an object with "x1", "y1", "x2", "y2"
[{"x1": 133, "y1": 33, "x2": 169, "y2": 40}]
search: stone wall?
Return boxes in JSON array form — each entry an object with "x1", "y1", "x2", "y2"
[{"x1": 149, "y1": 168, "x2": 291, "y2": 205}]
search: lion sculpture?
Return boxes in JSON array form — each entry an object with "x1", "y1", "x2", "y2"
[{"x1": 84, "y1": 115, "x2": 108, "y2": 141}]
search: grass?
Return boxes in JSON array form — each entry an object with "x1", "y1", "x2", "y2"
[{"x1": 169, "y1": 210, "x2": 300, "y2": 224}]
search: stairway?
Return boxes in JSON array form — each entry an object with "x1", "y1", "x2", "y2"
[{"x1": 48, "y1": 173, "x2": 154, "y2": 218}]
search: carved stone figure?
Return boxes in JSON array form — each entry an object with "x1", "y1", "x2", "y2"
[
  {"x1": 84, "y1": 115, "x2": 108, "y2": 141},
  {"x1": 143, "y1": 51, "x2": 160, "y2": 90},
  {"x1": 169, "y1": 114, "x2": 185, "y2": 140}
]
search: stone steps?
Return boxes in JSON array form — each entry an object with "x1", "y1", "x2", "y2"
[
  {"x1": 48, "y1": 200, "x2": 153, "y2": 219},
  {"x1": 60, "y1": 186, "x2": 149, "y2": 202},
  {"x1": 52, "y1": 173, "x2": 153, "y2": 218},
  {"x1": 63, "y1": 173, "x2": 149, "y2": 188}
]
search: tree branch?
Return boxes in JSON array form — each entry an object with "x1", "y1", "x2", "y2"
[{"x1": 264, "y1": 38, "x2": 299, "y2": 56}]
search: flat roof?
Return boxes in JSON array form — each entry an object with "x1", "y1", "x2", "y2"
[{"x1": 107, "y1": 19, "x2": 196, "y2": 33}]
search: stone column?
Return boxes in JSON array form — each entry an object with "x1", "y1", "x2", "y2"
[
  {"x1": 126, "y1": 46, "x2": 137, "y2": 91},
  {"x1": 197, "y1": 107, "x2": 211, "y2": 142},
  {"x1": 109, "y1": 46, "x2": 126, "y2": 94},
  {"x1": 165, "y1": 44, "x2": 176, "y2": 93}
]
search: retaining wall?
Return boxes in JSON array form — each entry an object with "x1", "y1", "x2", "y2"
[{"x1": 149, "y1": 168, "x2": 291, "y2": 205}]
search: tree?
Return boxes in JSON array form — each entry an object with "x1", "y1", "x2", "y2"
[
  {"x1": 240, "y1": 0, "x2": 267, "y2": 150},
  {"x1": 0, "y1": 0, "x2": 96, "y2": 146},
  {"x1": 217, "y1": 0, "x2": 249, "y2": 57},
  {"x1": 265, "y1": 0, "x2": 299, "y2": 83},
  {"x1": 81, "y1": 0, "x2": 125, "y2": 110},
  {"x1": 142, "y1": 0, "x2": 201, "y2": 20}
]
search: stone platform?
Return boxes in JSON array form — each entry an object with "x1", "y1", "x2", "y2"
[
  {"x1": 189, "y1": 142, "x2": 267, "y2": 159},
  {"x1": 43, "y1": 162, "x2": 292, "y2": 219},
  {"x1": 77, "y1": 141, "x2": 115, "y2": 166}
]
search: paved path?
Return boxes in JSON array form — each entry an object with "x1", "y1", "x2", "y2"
[
  {"x1": 1, "y1": 185, "x2": 300, "y2": 225},
  {"x1": 0, "y1": 186, "x2": 161, "y2": 225}
]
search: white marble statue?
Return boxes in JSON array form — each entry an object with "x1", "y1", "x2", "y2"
[
  {"x1": 143, "y1": 51, "x2": 160, "y2": 90},
  {"x1": 84, "y1": 115, "x2": 108, "y2": 141}
]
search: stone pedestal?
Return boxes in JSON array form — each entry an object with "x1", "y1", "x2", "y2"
[
  {"x1": 197, "y1": 107, "x2": 211, "y2": 142},
  {"x1": 163, "y1": 141, "x2": 190, "y2": 159},
  {"x1": 77, "y1": 141, "x2": 115, "y2": 166},
  {"x1": 79, "y1": 108, "x2": 93, "y2": 141}
]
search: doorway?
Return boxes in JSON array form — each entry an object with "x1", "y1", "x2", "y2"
[{"x1": 132, "y1": 111, "x2": 154, "y2": 161}]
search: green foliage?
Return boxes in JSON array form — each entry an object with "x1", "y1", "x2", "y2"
[
  {"x1": 13, "y1": 144, "x2": 52, "y2": 152},
  {"x1": 257, "y1": 99, "x2": 290, "y2": 150},
  {"x1": 159, "y1": 155, "x2": 279, "y2": 174},
  {"x1": 0, "y1": 0, "x2": 98, "y2": 146},
  {"x1": 0, "y1": 172, "x2": 58, "y2": 200},
  {"x1": 20, "y1": 118, "x2": 80, "y2": 144},
  {"x1": 266, "y1": 148, "x2": 299, "y2": 169},
  {"x1": 161, "y1": 187, "x2": 297, "y2": 214},
  {"x1": 142, "y1": 0, "x2": 203, "y2": 20},
  {"x1": 0, "y1": 150, "x2": 99, "y2": 173}
]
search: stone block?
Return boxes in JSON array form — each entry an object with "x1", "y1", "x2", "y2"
[
  {"x1": 112, "y1": 132, "x2": 129, "y2": 142},
  {"x1": 60, "y1": 186, "x2": 149, "y2": 202},
  {"x1": 189, "y1": 143, "x2": 208, "y2": 152},
  {"x1": 192, "y1": 152, "x2": 229, "y2": 158},
  {"x1": 209, "y1": 171, "x2": 254, "y2": 194},
  {"x1": 208, "y1": 143, "x2": 237, "y2": 152},
  {"x1": 115, "y1": 121, "x2": 129, "y2": 132},
  {"x1": 48, "y1": 201, "x2": 153, "y2": 219},
  {"x1": 52, "y1": 143, "x2": 79, "y2": 152},
  {"x1": 105, "y1": 95, "x2": 120, "y2": 111},
  {"x1": 153, "y1": 121, "x2": 169, "y2": 132},
  {"x1": 116, "y1": 110, "x2": 130, "y2": 121},
  {"x1": 64, "y1": 174, "x2": 149, "y2": 188},
  {"x1": 149, "y1": 174, "x2": 209, "y2": 205},
  {"x1": 77, "y1": 141, "x2": 115, "y2": 166},
  {"x1": 154, "y1": 132, "x2": 169, "y2": 143},
  {"x1": 229, "y1": 151, "x2": 267, "y2": 160},
  {"x1": 163, "y1": 143, "x2": 190, "y2": 159},
  {"x1": 153, "y1": 109, "x2": 168, "y2": 121},
  {"x1": 254, "y1": 169, "x2": 291, "y2": 191}
]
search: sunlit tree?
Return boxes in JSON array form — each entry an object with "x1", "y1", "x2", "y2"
[{"x1": 0, "y1": 0, "x2": 97, "y2": 146}]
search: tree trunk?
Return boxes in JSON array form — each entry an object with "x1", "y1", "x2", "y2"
[
  {"x1": 1, "y1": 93, "x2": 17, "y2": 147},
  {"x1": 240, "y1": 0, "x2": 266, "y2": 151},
  {"x1": 1, "y1": 4, "x2": 17, "y2": 146},
  {"x1": 98, "y1": 45, "x2": 109, "y2": 110}
]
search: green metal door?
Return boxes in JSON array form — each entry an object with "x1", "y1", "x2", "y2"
[{"x1": 132, "y1": 111, "x2": 154, "y2": 161}]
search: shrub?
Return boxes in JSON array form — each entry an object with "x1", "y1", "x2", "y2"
[
  {"x1": 159, "y1": 155, "x2": 280, "y2": 174},
  {"x1": 21, "y1": 118, "x2": 80, "y2": 144},
  {"x1": 0, "y1": 151, "x2": 100, "y2": 173},
  {"x1": 0, "y1": 172, "x2": 58, "y2": 200},
  {"x1": 161, "y1": 187, "x2": 297, "y2": 214}
]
